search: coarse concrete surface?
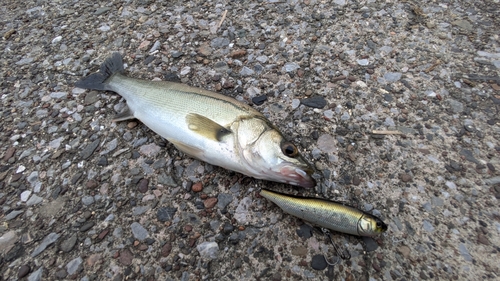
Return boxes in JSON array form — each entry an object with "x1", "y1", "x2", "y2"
[{"x1": 1, "y1": 0, "x2": 499, "y2": 280}]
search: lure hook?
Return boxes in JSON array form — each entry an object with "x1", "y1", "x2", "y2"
[{"x1": 320, "y1": 227, "x2": 351, "y2": 263}]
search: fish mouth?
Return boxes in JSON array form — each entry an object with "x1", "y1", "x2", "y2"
[{"x1": 279, "y1": 166, "x2": 316, "y2": 188}]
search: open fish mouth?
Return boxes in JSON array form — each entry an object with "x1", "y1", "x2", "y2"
[{"x1": 279, "y1": 166, "x2": 316, "y2": 188}]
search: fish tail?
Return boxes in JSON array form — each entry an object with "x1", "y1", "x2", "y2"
[{"x1": 75, "y1": 52, "x2": 124, "y2": 90}]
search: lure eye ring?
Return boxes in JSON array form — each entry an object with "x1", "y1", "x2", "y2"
[{"x1": 281, "y1": 141, "x2": 298, "y2": 157}]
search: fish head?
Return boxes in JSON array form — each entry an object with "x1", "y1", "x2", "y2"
[
  {"x1": 357, "y1": 214, "x2": 388, "y2": 236},
  {"x1": 238, "y1": 119, "x2": 316, "y2": 188}
]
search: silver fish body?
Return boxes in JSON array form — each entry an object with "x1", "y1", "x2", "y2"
[
  {"x1": 75, "y1": 53, "x2": 315, "y2": 188},
  {"x1": 260, "y1": 189, "x2": 387, "y2": 236}
]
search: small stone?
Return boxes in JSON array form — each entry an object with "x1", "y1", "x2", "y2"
[
  {"x1": 216, "y1": 193, "x2": 233, "y2": 210},
  {"x1": 161, "y1": 242, "x2": 172, "y2": 257},
  {"x1": 86, "y1": 254, "x2": 102, "y2": 267},
  {"x1": 80, "y1": 222, "x2": 95, "y2": 232},
  {"x1": 283, "y1": 62, "x2": 300, "y2": 72},
  {"x1": 157, "y1": 207, "x2": 177, "y2": 222},
  {"x1": 477, "y1": 233, "x2": 490, "y2": 245},
  {"x1": 296, "y1": 224, "x2": 313, "y2": 238},
  {"x1": 131, "y1": 222, "x2": 149, "y2": 241},
  {"x1": 317, "y1": 134, "x2": 337, "y2": 154},
  {"x1": 362, "y1": 237, "x2": 379, "y2": 252},
  {"x1": 3, "y1": 147, "x2": 16, "y2": 161},
  {"x1": 301, "y1": 96, "x2": 327, "y2": 109},
  {"x1": 31, "y1": 233, "x2": 60, "y2": 257},
  {"x1": 252, "y1": 95, "x2": 268, "y2": 106},
  {"x1": 192, "y1": 182, "x2": 203, "y2": 192},
  {"x1": 98, "y1": 229, "x2": 110, "y2": 240},
  {"x1": 204, "y1": 197, "x2": 218, "y2": 209},
  {"x1": 60, "y1": 234, "x2": 77, "y2": 252},
  {"x1": 84, "y1": 92, "x2": 99, "y2": 105},
  {"x1": 291, "y1": 246, "x2": 307, "y2": 257},
  {"x1": 352, "y1": 176, "x2": 361, "y2": 186},
  {"x1": 230, "y1": 49, "x2": 247, "y2": 58},
  {"x1": 311, "y1": 254, "x2": 327, "y2": 270},
  {"x1": 398, "y1": 245, "x2": 410, "y2": 258},
  {"x1": 80, "y1": 139, "x2": 100, "y2": 160},
  {"x1": 240, "y1": 66, "x2": 254, "y2": 76},
  {"x1": 400, "y1": 174, "x2": 412, "y2": 182},
  {"x1": 139, "y1": 143, "x2": 161, "y2": 157},
  {"x1": 66, "y1": 257, "x2": 83, "y2": 275},
  {"x1": 26, "y1": 194, "x2": 43, "y2": 206},
  {"x1": 119, "y1": 248, "x2": 133, "y2": 266},
  {"x1": 198, "y1": 44, "x2": 212, "y2": 56},
  {"x1": 27, "y1": 267, "x2": 43, "y2": 281},
  {"x1": 5, "y1": 210, "x2": 23, "y2": 221},
  {"x1": 196, "y1": 241, "x2": 219, "y2": 259},
  {"x1": 137, "y1": 178, "x2": 149, "y2": 193},
  {"x1": 86, "y1": 180, "x2": 98, "y2": 189},
  {"x1": 458, "y1": 243, "x2": 472, "y2": 261},
  {"x1": 384, "y1": 72, "x2": 402, "y2": 82},
  {"x1": 18, "y1": 265, "x2": 31, "y2": 278}
]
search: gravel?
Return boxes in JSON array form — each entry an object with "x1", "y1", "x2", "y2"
[{"x1": 1, "y1": 0, "x2": 499, "y2": 280}]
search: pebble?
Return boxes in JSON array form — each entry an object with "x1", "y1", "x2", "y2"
[
  {"x1": 139, "y1": 143, "x2": 161, "y2": 157},
  {"x1": 196, "y1": 241, "x2": 219, "y2": 259},
  {"x1": 21, "y1": 190, "x2": 31, "y2": 201},
  {"x1": 296, "y1": 224, "x2": 313, "y2": 238},
  {"x1": 283, "y1": 62, "x2": 300, "y2": 72},
  {"x1": 192, "y1": 182, "x2": 203, "y2": 192},
  {"x1": 458, "y1": 243, "x2": 472, "y2": 261},
  {"x1": 317, "y1": 134, "x2": 337, "y2": 154},
  {"x1": 131, "y1": 222, "x2": 149, "y2": 241},
  {"x1": 400, "y1": 174, "x2": 412, "y2": 182},
  {"x1": 66, "y1": 257, "x2": 83, "y2": 275},
  {"x1": 161, "y1": 242, "x2": 172, "y2": 257},
  {"x1": 137, "y1": 178, "x2": 149, "y2": 193},
  {"x1": 240, "y1": 66, "x2": 254, "y2": 76},
  {"x1": 80, "y1": 222, "x2": 95, "y2": 232},
  {"x1": 132, "y1": 205, "x2": 150, "y2": 216},
  {"x1": 204, "y1": 197, "x2": 218, "y2": 209},
  {"x1": 234, "y1": 197, "x2": 252, "y2": 224},
  {"x1": 157, "y1": 207, "x2": 177, "y2": 222},
  {"x1": 311, "y1": 255, "x2": 327, "y2": 270},
  {"x1": 119, "y1": 249, "x2": 133, "y2": 266},
  {"x1": 397, "y1": 245, "x2": 411, "y2": 258},
  {"x1": 422, "y1": 220, "x2": 434, "y2": 232},
  {"x1": 301, "y1": 96, "x2": 327, "y2": 109},
  {"x1": 27, "y1": 267, "x2": 43, "y2": 281},
  {"x1": 31, "y1": 232, "x2": 60, "y2": 257},
  {"x1": 7, "y1": 210, "x2": 24, "y2": 226},
  {"x1": 80, "y1": 139, "x2": 100, "y2": 160},
  {"x1": 384, "y1": 72, "x2": 402, "y2": 82},
  {"x1": 81, "y1": 196, "x2": 94, "y2": 206},
  {"x1": 484, "y1": 176, "x2": 500, "y2": 185},
  {"x1": 18, "y1": 265, "x2": 31, "y2": 278},
  {"x1": 217, "y1": 193, "x2": 233, "y2": 210},
  {"x1": 26, "y1": 195, "x2": 43, "y2": 206},
  {"x1": 362, "y1": 237, "x2": 379, "y2": 252},
  {"x1": 60, "y1": 234, "x2": 77, "y2": 252},
  {"x1": 252, "y1": 95, "x2": 268, "y2": 106}
]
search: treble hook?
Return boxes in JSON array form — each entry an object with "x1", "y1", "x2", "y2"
[{"x1": 320, "y1": 227, "x2": 351, "y2": 264}]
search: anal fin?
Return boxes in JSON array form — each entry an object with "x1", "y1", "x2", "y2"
[
  {"x1": 185, "y1": 113, "x2": 231, "y2": 141},
  {"x1": 113, "y1": 105, "x2": 135, "y2": 122}
]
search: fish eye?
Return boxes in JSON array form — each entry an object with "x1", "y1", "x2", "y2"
[
  {"x1": 376, "y1": 222, "x2": 382, "y2": 227},
  {"x1": 281, "y1": 141, "x2": 298, "y2": 157}
]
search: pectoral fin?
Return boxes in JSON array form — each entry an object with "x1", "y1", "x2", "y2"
[
  {"x1": 169, "y1": 139, "x2": 205, "y2": 160},
  {"x1": 186, "y1": 113, "x2": 232, "y2": 141},
  {"x1": 112, "y1": 105, "x2": 135, "y2": 122}
]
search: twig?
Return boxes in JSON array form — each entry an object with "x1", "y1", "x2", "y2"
[
  {"x1": 371, "y1": 130, "x2": 403, "y2": 135},
  {"x1": 424, "y1": 60, "x2": 441, "y2": 73},
  {"x1": 216, "y1": 10, "x2": 228, "y2": 32}
]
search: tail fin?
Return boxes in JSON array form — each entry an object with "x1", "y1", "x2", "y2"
[{"x1": 75, "y1": 53, "x2": 124, "y2": 90}]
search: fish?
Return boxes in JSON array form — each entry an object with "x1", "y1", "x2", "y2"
[
  {"x1": 259, "y1": 189, "x2": 387, "y2": 236},
  {"x1": 75, "y1": 53, "x2": 316, "y2": 188}
]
